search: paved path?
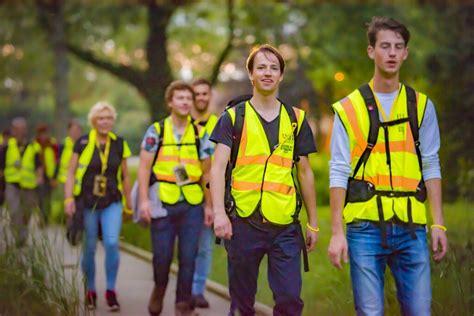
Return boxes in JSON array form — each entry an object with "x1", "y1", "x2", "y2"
[{"x1": 48, "y1": 227, "x2": 233, "y2": 316}]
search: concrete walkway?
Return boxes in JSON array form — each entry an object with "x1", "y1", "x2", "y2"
[{"x1": 47, "y1": 227, "x2": 272, "y2": 316}]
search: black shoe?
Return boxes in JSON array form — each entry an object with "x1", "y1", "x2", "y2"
[
  {"x1": 193, "y1": 294, "x2": 210, "y2": 308},
  {"x1": 106, "y1": 289, "x2": 120, "y2": 312}
]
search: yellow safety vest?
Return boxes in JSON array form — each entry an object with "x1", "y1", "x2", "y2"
[
  {"x1": 196, "y1": 113, "x2": 218, "y2": 138},
  {"x1": 4, "y1": 138, "x2": 41, "y2": 189},
  {"x1": 36, "y1": 141, "x2": 56, "y2": 180},
  {"x1": 57, "y1": 136, "x2": 74, "y2": 183},
  {"x1": 332, "y1": 84, "x2": 428, "y2": 224},
  {"x1": 228, "y1": 102, "x2": 305, "y2": 225},
  {"x1": 73, "y1": 129, "x2": 130, "y2": 196},
  {"x1": 153, "y1": 116, "x2": 203, "y2": 205}
]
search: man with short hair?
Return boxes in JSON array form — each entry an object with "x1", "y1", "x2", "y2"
[
  {"x1": 0, "y1": 117, "x2": 42, "y2": 246},
  {"x1": 211, "y1": 44, "x2": 319, "y2": 315},
  {"x1": 328, "y1": 16, "x2": 448, "y2": 315},
  {"x1": 190, "y1": 78, "x2": 218, "y2": 308},
  {"x1": 138, "y1": 80, "x2": 213, "y2": 316}
]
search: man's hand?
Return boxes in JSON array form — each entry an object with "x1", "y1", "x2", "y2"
[
  {"x1": 204, "y1": 205, "x2": 214, "y2": 227},
  {"x1": 328, "y1": 233, "x2": 349, "y2": 270},
  {"x1": 305, "y1": 228, "x2": 319, "y2": 252},
  {"x1": 64, "y1": 200, "x2": 75, "y2": 217},
  {"x1": 139, "y1": 199, "x2": 151, "y2": 224},
  {"x1": 213, "y1": 210, "x2": 232, "y2": 240},
  {"x1": 431, "y1": 227, "x2": 448, "y2": 261}
]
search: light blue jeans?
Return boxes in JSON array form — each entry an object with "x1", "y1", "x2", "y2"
[
  {"x1": 347, "y1": 221, "x2": 431, "y2": 316},
  {"x1": 192, "y1": 223, "x2": 213, "y2": 295},
  {"x1": 81, "y1": 201, "x2": 122, "y2": 292}
]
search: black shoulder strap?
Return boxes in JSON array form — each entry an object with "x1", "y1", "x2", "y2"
[
  {"x1": 405, "y1": 85, "x2": 422, "y2": 172},
  {"x1": 152, "y1": 120, "x2": 165, "y2": 166},
  {"x1": 282, "y1": 102, "x2": 298, "y2": 140},
  {"x1": 229, "y1": 102, "x2": 246, "y2": 170},
  {"x1": 191, "y1": 122, "x2": 201, "y2": 157},
  {"x1": 353, "y1": 84, "x2": 381, "y2": 178}
]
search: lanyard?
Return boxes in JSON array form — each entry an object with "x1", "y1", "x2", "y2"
[
  {"x1": 368, "y1": 79, "x2": 402, "y2": 122},
  {"x1": 95, "y1": 135, "x2": 111, "y2": 175}
]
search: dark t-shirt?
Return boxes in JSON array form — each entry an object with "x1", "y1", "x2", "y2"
[
  {"x1": 210, "y1": 108, "x2": 317, "y2": 156},
  {"x1": 73, "y1": 135, "x2": 127, "y2": 209}
]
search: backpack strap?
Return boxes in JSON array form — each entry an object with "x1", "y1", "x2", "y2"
[
  {"x1": 149, "y1": 120, "x2": 165, "y2": 185},
  {"x1": 353, "y1": 84, "x2": 381, "y2": 178},
  {"x1": 191, "y1": 122, "x2": 201, "y2": 158},
  {"x1": 405, "y1": 85, "x2": 422, "y2": 172}
]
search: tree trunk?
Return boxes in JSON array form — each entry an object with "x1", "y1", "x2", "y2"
[{"x1": 37, "y1": 0, "x2": 70, "y2": 140}]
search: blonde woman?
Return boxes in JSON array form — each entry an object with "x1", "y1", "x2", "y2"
[{"x1": 64, "y1": 102, "x2": 132, "y2": 311}]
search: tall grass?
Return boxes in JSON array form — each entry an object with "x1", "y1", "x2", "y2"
[{"x1": 0, "y1": 223, "x2": 84, "y2": 316}]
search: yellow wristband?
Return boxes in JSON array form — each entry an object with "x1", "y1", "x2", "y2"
[
  {"x1": 306, "y1": 222, "x2": 320, "y2": 232},
  {"x1": 123, "y1": 207, "x2": 133, "y2": 215},
  {"x1": 430, "y1": 224, "x2": 447, "y2": 232},
  {"x1": 64, "y1": 197, "x2": 74, "y2": 205}
]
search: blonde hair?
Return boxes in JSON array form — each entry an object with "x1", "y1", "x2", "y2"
[{"x1": 87, "y1": 101, "x2": 117, "y2": 127}]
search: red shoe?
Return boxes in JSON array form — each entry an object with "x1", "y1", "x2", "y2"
[
  {"x1": 105, "y1": 289, "x2": 120, "y2": 311},
  {"x1": 86, "y1": 290, "x2": 97, "y2": 310}
]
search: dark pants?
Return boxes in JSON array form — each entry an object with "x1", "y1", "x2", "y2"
[
  {"x1": 150, "y1": 201, "x2": 203, "y2": 306},
  {"x1": 225, "y1": 217, "x2": 303, "y2": 316},
  {"x1": 37, "y1": 181, "x2": 52, "y2": 225}
]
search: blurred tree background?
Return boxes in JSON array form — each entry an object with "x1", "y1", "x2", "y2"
[{"x1": 0, "y1": 0, "x2": 472, "y2": 202}]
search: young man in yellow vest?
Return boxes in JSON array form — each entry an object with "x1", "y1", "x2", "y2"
[
  {"x1": 138, "y1": 80, "x2": 213, "y2": 316},
  {"x1": 211, "y1": 44, "x2": 319, "y2": 315},
  {"x1": 0, "y1": 117, "x2": 42, "y2": 246},
  {"x1": 328, "y1": 17, "x2": 448, "y2": 315},
  {"x1": 190, "y1": 78, "x2": 218, "y2": 309}
]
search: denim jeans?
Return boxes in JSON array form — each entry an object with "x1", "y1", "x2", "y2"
[
  {"x1": 225, "y1": 217, "x2": 303, "y2": 316},
  {"x1": 192, "y1": 222, "x2": 213, "y2": 296},
  {"x1": 150, "y1": 201, "x2": 203, "y2": 305},
  {"x1": 81, "y1": 201, "x2": 122, "y2": 291},
  {"x1": 346, "y1": 221, "x2": 431, "y2": 316}
]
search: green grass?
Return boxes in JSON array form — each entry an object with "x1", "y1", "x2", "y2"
[{"x1": 108, "y1": 155, "x2": 474, "y2": 314}]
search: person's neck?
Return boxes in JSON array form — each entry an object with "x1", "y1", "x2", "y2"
[
  {"x1": 250, "y1": 90, "x2": 280, "y2": 111},
  {"x1": 96, "y1": 131, "x2": 108, "y2": 144},
  {"x1": 192, "y1": 109, "x2": 209, "y2": 122},
  {"x1": 372, "y1": 71, "x2": 400, "y2": 93},
  {"x1": 171, "y1": 112, "x2": 189, "y2": 132},
  {"x1": 15, "y1": 136, "x2": 25, "y2": 146}
]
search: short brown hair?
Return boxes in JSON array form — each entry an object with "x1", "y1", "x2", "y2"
[
  {"x1": 246, "y1": 44, "x2": 285, "y2": 74},
  {"x1": 191, "y1": 78, "x2": 211, "y2": 88},
  {"x1": 366, "y1": 16, "x2": 410, "y2": 47},
  {"x1": 165, "y1": 80, "x2": 195, "y2": 103}
]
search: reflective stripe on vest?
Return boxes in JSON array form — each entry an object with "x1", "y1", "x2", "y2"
[
  {"x1": 153, "y1": 116, "x2": 203, "y2": 205},
  {"x1": 228, "y1": 101, "x2": 305, "y2": 225},
  {"x1": 5, "y1": 138, "x2": 40, "y2": 189},
  {"x1": 58, "y1": 136, "x2": 74, "y2": 183},
  {"x1": 332, "y1": 84, "x2": 428, "y2": 224},
  {"x1": 73, "y1": 129, "x2": 122, "y2": 196}
]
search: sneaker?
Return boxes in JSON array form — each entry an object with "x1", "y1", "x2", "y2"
[
  {"x1": 105, "y1": 289, "x2": 120, "y2": 311},
  {"x1": 86, "y1": 290, "x2": 97, "y2": 310},
  {"x1": 193, "y1": 294, "x2": 210, "y2": 308}
]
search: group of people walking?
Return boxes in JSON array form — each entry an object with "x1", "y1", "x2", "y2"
[{"x1": 0, "y1": 16, "x2": 448, "y2": 316}]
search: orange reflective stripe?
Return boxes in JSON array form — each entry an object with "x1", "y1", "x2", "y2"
[
  {"x1": 232, "y1": 180, "x2": 295, "y2": 195},
  {"x1": 352, "y1": 139, "x2": 416, "y2": 157},
  {"x1": 155, "y1": 174, "x2": 200, "y2": 183},
  {"x1": 236, "y1": 155, "x2": 292, "y2": 168},
  {"x1": 240, "y1": 120, "x2": 248, "y2": 154},
  {"x1": 341, "y1": 97, "x2": 366, "y2": 146},
  {"x1": 362, "y1": 175, "x2": 420, "y2": 191}
]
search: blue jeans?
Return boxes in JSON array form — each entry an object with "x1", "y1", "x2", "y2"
[
  {"x1": 225, "y1": 217, "x2": 303, "y2": 316},
  {"x1": 192, "y1": 223, "x2": 213, "y2": 295},
  {"x1": 150, "y1": 201, "x2": 203, "y2": 305},
  {"x1": 347, "y1": 221, "x2": 431, "y2": 316},
  {"x1": 81, "y1": 201, "x2": 122, "y2": 291}
]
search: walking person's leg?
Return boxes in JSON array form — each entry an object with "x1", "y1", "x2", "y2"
[
  {"x1": 149, "y1": 210, "x2": 177, "y2": 315},
  {"x1": 225, "y1": 217, "x2": 266, "y2": 316},
  {"x1": 347, "y1": 221, "x2": 389, "y2": 316},
  {"x1": 81, "y1": 207, "x2": 99, "y2": 308},
  {"x1": 176, "y1": 203, "x2": 203, "y2": 314},
  {"x1": 5, "y1": 184, "x2": 21, "y2": 245},
  {"x1": 389, "y1": 224, "x2": 431, "y2": 316},
  {"x1": 99, "y1": 201, "x2": 123, "y2": 311},
  {"x1": 37, "y1": 182, "x2": 52, "y2": 226},
  {"x1": 267, "y1": 224, "x2": 304, "y2": 316},
  {"x1": 192, "y1": 221, "x2": 213, "y2": 307},
  {"x1": 19, "y1": 188, "x2": 36, "y2": 245}
]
